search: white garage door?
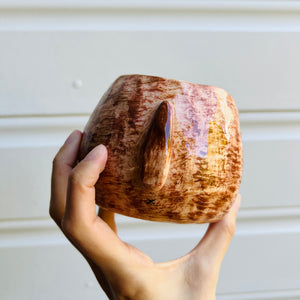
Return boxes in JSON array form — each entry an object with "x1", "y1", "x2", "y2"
[{"x1": 1, "y1": 1, "x2": 300, "y2": 299}]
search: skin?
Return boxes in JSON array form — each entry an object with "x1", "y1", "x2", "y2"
[{"x1": 49, "y1": 130, "x2": 241, "y2": 300}]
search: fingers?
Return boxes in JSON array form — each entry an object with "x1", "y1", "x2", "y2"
[
  {"x1": 62, "y1": 144, "x2": 127, "y2": 270},
  {"x1": 64, "y1": 144, "x2": 108, "y2": 225},
  {"x1": 50, "y1": 130, "x2": 82, "y2": 227},
  {"x1": 192, "y1": 194, "x2": 241, "y2": 269}
]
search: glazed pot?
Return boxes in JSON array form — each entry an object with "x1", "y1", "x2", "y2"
[{"x1": 79, "y1": 74, "x2": 243, "y2": 224}]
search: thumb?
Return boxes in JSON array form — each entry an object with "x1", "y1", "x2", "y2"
[
  {"x1": 192, "y1": 194, "x2": 241, "y2": 269},
  {"x1": 64, "y1": 144, "x2": 108, "y2": 227},
  {"x1": 62, "y1": 145, "x2": 129, "y2": 271}
]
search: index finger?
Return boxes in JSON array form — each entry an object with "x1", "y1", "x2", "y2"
[{"x1": 50, "y1": 130, "x2": 82, "y2": 227}]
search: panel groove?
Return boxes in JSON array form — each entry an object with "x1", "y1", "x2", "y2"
[
  {"x1": 217, "y1": 288, "x2": 300, "y2": 300},
  {"x1": 1, "y1": 113, "x2": 299, "y2": 132},
  {"x1": 1, "y1": 0, "x2": 300, "y2": 12},
  {"x1": 1, "y1": 109, "x2": 300, "y2": 119},
  {"x1": 1, "y1": 112, "x2": 300, "y2": 148},
  {"x1": 1, "y1": 205, "x2": 300, "y2": 248},
  {"x1": 1, "y1": 205, "x2": 300, "y2": 229}
]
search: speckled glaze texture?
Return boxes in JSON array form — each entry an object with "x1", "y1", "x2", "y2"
[{"x1": 79, "y1": 75, "x2": 243, "y2": 223}]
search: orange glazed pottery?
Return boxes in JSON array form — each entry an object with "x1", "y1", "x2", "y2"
[{"x1": 79, "y1": 75, "x2": 243, "y2": 223}]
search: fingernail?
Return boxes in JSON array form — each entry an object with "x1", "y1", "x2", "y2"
[
  {"x1": 64, "y1": 130, "x2": 80, "y2": 145},
  {"x1": 85, "y1": 144, "x2": 106, "y2": 161}
]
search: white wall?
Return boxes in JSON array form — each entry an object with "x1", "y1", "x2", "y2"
[{"x1": 1, "y1": 1, "x2": 300, "y2": 299}]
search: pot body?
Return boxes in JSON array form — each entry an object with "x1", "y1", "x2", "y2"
[{"x1": 79, "y1": 74, "x2": 243, "y2": 223}]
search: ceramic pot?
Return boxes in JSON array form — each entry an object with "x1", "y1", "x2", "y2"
[{"x1": 79, "y1": 74, "x2": 243, "y2": 223}]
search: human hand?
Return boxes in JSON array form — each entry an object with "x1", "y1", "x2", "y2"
[{"x1": 50, "y1": 130, "x2": 241, "y2": 300}]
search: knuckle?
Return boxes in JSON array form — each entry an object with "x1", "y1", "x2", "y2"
[
  {"x1": 69, "y1": 167, "x2": 97, "y2": 190},
  {"x1": 52, "y1": 155, "x2": 60, "y2": 167},
  {"x1": 52, "y1": 152, "x2": 66, "y2": 171},
  {"x1": 49, "y1": 204, "x2": 61, "y2": 227},
  {"x1": 49, "y1": 206, "x2": 56, "y2": 222},
  {"x1": 52, "y1": 145, "x2": 68, "y2": 168},
  {"x1": 68, "y1": 169, "x2": 82, "y2": 187},
  {"x1": 68, "y1": 169, "x2": 88, "y2": 195},
  {"x1": 52, "y1": 155, "x2": 67, "y2": 177}
]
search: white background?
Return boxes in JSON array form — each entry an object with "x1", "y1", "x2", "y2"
[{"x1": 0, "y1": 1, "x2": 300, "y2": 299}]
